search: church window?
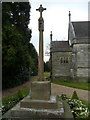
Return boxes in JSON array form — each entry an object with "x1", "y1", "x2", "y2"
[
  {"x1": 68, "y1": 57, "x2": 70, "y2": 63},
  {"x1": 66, "y1": 57, "x2": 68, "y2": 63},
  {"x1": 60, "y1": 57, "x2": 70, "y2": 64},
  {"x1": 61, "y1": 58, "x2": 63, "y2": 63},
  {"x1": 64, "y1": 57, "x2": 65, "y2": 63}
]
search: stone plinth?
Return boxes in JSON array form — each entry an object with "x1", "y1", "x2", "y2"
[
  {"x1": 31, "y1": 81, "x2": 51, "y2": 100},
  {"x1": 20, "y1": 95, "x2": 57, "y2": 109},
  {"x1": 3, "y1": 97, "x2": 74, "y2": 120}
]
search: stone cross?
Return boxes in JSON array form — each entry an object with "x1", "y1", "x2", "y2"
[
  {"x1": 36, "y1": 5, "x2": 46, "y2": 81},
  {"x1": 36, "y1": 4, "x2": 46, "y2": 18}
]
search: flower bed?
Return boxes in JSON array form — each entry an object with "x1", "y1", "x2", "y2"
[{"x1": 61, "y1": 94, "x2": 90, "y2": 119}]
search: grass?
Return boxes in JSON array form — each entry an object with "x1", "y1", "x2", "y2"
[
  {"x1": 44, "y1": 72, "x2": 50, "y2": 77},
  {"x1": 81, "y1": 100, "x2": 90, "y2": 111},
  {"x1": 3, "y1": 88, "x2": 29, "y2": 104},
  {"x1": 44, "y1": 72, "x2": 90, "y2": 90},
  {"x1": 2, "y1": 88, "x2": 29, "y2": 114},
  {"x1": 52, "y1": 79, "x2": 90, "y2": 91}
]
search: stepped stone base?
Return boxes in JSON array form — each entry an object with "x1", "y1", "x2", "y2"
[
  {"x1": 3, "y1": 81, "x2": 74, "y2": 119},
  {"x1": 3, "y1": 97, "x2": 74, "y2": 120},
  {"x1": 3, "y1": 97, "x2": 64, "y2": 119},
  {"x1": 20, "y1": 95, "x2": 57, "y2": 109}
]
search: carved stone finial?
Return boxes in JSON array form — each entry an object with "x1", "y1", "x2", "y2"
[
  {"x1": 50, "y1": 31, "x2": 53, "y2": 42},
  {"x1": 69, "y1": 11, "x2": 71, "y2": 22}
]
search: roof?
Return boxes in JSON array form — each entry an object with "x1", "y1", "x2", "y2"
[
  {"x1": 51, "y1": 41, "x2": 72, "y2": 52},
  {"x1": 72, "y1": 21, "x2": 88, "y2": 38}
]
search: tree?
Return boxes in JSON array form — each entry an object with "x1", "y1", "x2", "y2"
[
  {"x1": 44, "y1": 60, "x2": 50, "y2": 72},
  {"x1": 2, "y1": 2, "x2": 32, "y2": 43},
  {"x1": 2, "y1": 2, "x2": 38, "y2": 89},
  {"x1": 28, "y1": 43, "x2": 38, "y2": 76},
  {"x1": 2, "y1": 25, "x2": 30, "y2": 88}
]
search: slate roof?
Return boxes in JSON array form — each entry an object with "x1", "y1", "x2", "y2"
[
  {"x1": 51, "y1": 41, "x2": 72, "y2": 52},
  {"x1": 72, "y1": 21, "x2": 88, "y2": 38}
]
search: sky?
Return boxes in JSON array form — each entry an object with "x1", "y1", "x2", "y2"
[{"x1": 28, "y1": 0, "x2": 89, "y2": 62}]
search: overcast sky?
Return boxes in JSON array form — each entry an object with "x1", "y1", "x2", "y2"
[{"x1": 28, "y1": 0, "x2": 89, "y2": 62}]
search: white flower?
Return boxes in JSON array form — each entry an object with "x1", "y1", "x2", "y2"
[
  {"x1": 79, "y1": 107, "x2": 82, "y2": 110},
  {"x1": 1, "y1": 106, "x2": 4, "y2": 108}
]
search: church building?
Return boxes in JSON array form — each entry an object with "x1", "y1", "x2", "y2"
[{"x1": 50, "y1": 11, "x2": 90, "y2": 82}]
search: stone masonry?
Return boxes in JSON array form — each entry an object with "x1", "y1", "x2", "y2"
[{"x1": 50, "y1": 12, "x2": 90, "y2": 82}]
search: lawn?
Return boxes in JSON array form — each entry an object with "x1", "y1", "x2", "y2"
[
  {"x1": 52, "y1": 79, "x2": 90, "y2": 91},
  {"x1": 81, "y1": 100, "x2": 90, "y2": 111},
  {"x1": 44, "y1": 72, "x2": 50, "y2": 77},
  {"x1": 43, "y1": 72, "x2": 89, "y2": 91}
]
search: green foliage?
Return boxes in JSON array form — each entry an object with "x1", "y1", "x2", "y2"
[
  {"x1": 68, "y1": 99, "x2": 89, "y2": 119},
  {"x1": 61, "y1": 94, "x2": 89, "y2": 119},
  {"x1": 44, "y1": 72, "x2": 50, "y2": 77},
  {"x1": 44, "y1": 60, "x2": 50, "y2": 72},
  {"x1": 28, "y1": 43, "x2": 38, "y2": 76},
  {"x1": 61, "y1": 94, "x2": 68, "y2": 100},
  {"x1": 2, "y1": 88, "x2": 29, "y2": 114},
  {"x1": 17, "y1": 90, "x2": 23, "y2": 100},
  {"x1": 72, "y1": 91, "x2": 79, "y2": 100},
  {"x1": 2, "y1": 2, "x2": 38, "y2": 89},
  {"x1": 2, "y1": 25, "x2": 30, "y2": 88},
  {"x1": 2, "y1": 2, "x2": 31, "y2": 41}
]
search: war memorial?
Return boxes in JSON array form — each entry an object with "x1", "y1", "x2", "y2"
[{"x1": 3, "y1": 4, "x2": 73, "y2": 120}]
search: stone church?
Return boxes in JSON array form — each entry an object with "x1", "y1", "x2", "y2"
[{"x1": 50, "y1": 11, "x2": 90, "y2": 82}]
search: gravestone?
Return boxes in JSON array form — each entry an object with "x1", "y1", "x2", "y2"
[{"x1": 3, "y1": 5, "x2": 73, "y2": 120}]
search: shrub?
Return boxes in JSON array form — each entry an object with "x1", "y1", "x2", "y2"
[
  {"x1": 61, "y1": 94, "x2": 68, "y2": 100},
  {"x1": 17, "y1": 90, "x2": 23, "y2": 100},
  {"x1": 68, "y1": 99, "x2": 89, "y2": 119},
  {"x1": 72, "y1": 91, "x2": 79, "y2": 100}
]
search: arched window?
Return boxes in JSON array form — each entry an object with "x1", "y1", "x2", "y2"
[
  {"x1": 66, "y1": 57, "x2": 68, "y2": 63},
  {"x1": 68, "y1": 57, "x2": 70, "y2": 63},
  {"x1": 61, "y1": 58, "x2": 63, "y2": 63},
  {"x1": 64, "y1": 57, "x2": 65, "y2": 63}
]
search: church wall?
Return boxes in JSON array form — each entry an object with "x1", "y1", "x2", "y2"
[
  {"x1": 76, "y1": 68, "x2": 89, "y2": 77},
  {"x1": 68, "y1": 23, "x2": 75, "y2": 46},
  {"x1": 72, "y1": 43, "x2": 90, "y2": 82},
  {"x1": 52, "y1": 51, "x2": 72, "y2": 80}
]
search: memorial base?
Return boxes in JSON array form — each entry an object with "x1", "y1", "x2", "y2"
[
  {"x1": 30, "y1": 81, "x2": 51, "y2": 100},
  {"x1": 20, "y1": 95, "x2": 58, "y2": 109},
  {"x1": 3, "y1": 81, "x2": 73, "y2": 119},
  {"x1": 3, "y1": 97, "x2": 74, "y2": 120}
]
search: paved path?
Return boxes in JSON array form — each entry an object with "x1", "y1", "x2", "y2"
[{"x1": 51, "y1": 83, "x2": 90, "y2": 103}]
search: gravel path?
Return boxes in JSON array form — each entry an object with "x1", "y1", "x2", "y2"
[
  {"x1": 51, "y1": 83, "x2": 90, "y2": 103},
  {"x1": 2, "y1": 80, "x2": 30, "y2": 98},
  {"x1": 2, "y1": 77, "x2": 37, "y2": 98}
]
